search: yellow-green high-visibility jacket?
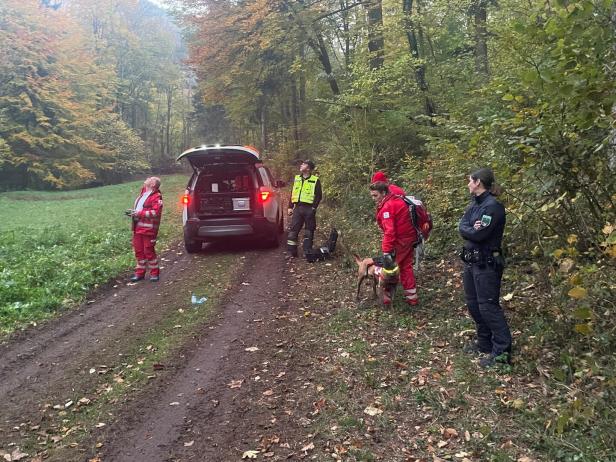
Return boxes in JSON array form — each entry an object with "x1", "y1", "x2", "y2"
[{"x1": 290, "y1": 174, "x2": 321, "y2": 206}]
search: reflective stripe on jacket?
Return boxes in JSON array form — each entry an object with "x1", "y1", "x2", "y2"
[
  {"x1": 133, "y1": 189, "x2": 163, "y2": 236},
  {"x1": 290, "y1": 175, "x2": 319, "y2": 205}
]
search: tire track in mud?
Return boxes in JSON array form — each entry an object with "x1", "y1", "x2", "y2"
[
  {"x1": 0, "y1": 241, "x2": 258, "y2": 454},
  {"x1": 98, "y1": 246, "x2": 288, "y2": 462}
]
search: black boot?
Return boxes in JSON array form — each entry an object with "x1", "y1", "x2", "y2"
[
  {"x1": 479, "y1": 351, "x2": 512, "y2": 368},
  {"x1": 463, "y1": 341, "x2": 492, "y2": 356},
  {"x1": 287, "y1": 240, "x2": 298, "y2": 257}
]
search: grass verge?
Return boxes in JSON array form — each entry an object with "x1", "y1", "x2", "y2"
[{"x1": 0, "y1": 175, "x2": 187, "y2": 335}]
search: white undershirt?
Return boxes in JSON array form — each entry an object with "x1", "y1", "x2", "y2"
[{"x1": 135, "y1": 191, "x2": 152, "y2": 212}]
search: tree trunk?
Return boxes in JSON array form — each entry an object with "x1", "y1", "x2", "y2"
[
  {"x1": 340, "y1": 0, "x2": 351, "y2": 68},
  {"x1": 291, "y1": 80, "x2": 300, "y2": 145},
  {"x1": 165, "y1": 87, "x2": 172, "y2": 159},
  {"x1": 287, "y1": 0, "x2": 340, "y2": 96},
  {"x1": 308, "y1": 32, "x2": 340, "y2": 95},
  {"x1": 260, "y1": 104, "x2": 267, "y2": 151},
  {"x1": 473, "y1": 1, "x2": 489, "y2": 77},
  {"x1": 184, "y1": 84, "x2": 191, "y2": 149},
  {"x1": 609, "y1": 2, "x2": 616, "y2": 171},
  {"x1": 298, "y1": 45, "x2": 307, "y2": 142},
  {"x1": 402, "y1": 0, "x2": 436, "y2": 116},
  {"x1": 366, "y1": 0, "x2": 384, "y2": 70}
]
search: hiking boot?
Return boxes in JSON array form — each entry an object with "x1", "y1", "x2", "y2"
[
  {"x1": 479, "y1": 352, "x2": 511, "y2": 368},
  {"x1": 130, "y1": 274, "x2": 144, "y2": 282},
  {"x1": 463, "y1": 341, "x2": 491, "y2": 356},
  {"x1": 149, "y1": 276, "x2": 160, "y2": 282}
]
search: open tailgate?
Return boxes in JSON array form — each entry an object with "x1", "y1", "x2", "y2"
[{"x1": 176, "y1": 145, "x2": 260, "y2": 171}]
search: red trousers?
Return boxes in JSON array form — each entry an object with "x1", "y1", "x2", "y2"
[
  {"x1": 132, "y1": 233, "x2": 159, "y2": 277},
  {"x1": 395, "y1": 244, "x2": 417, "y2": 305}
]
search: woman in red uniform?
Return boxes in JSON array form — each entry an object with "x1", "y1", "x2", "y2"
[
  {"x1": 129, "y1": 177, "x2": 163, "y2": 282},
  {"x1": 370, "y1": 181, "x2": 419, "y2": 306}
]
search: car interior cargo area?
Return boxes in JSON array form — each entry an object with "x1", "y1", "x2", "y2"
[{"x1": 195, "y1": 165, "x2": 255, "y2": 216}]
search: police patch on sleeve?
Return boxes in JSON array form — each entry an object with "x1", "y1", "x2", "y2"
[
  {"x1": 383, "y1": 212, "x2": 390, "y2": 219},
  {"x1": 480, "y1": 214, "x2": 492, "y2": 227}
]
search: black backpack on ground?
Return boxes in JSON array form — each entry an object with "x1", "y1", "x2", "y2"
[{"x1": 305, "y1": 228, "x2": 338, "y2": 263}]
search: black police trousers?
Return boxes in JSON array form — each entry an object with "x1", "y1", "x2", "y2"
[
  {"x1": 463, "y1": 262, "x2": 512, "y2": 356},
  {"x1": 287, "y1": 204, "x2": 316, "y2": 255}
]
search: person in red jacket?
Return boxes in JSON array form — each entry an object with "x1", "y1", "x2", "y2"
[
  {"x1": 370, "y1": 181, "x2": 418, "y2": 306},
  {"x1": 371, "y1": 171, "x2": 406, "y2": 196},
  {"x1": 128, "y1": 177, "x2": 163, "y2": 282}
]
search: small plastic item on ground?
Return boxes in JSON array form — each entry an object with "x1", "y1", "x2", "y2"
[{"x1": 191, "y1": 294, "x2": 208, "y2": 304}]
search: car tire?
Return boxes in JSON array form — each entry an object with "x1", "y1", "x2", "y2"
[
  {"x1": 265, "y1": 220, "x2": 281, "y2": 248},
  {"x1": 185, "y1": 240, "x2": 202, "y2": 253},
  {"x1": 184, "y1": 238, "x2": 202, "y2": 253}
]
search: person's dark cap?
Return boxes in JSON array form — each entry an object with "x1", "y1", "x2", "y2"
[{"x1": 302, "y1": 159, "x2": 316, "y2": 170}]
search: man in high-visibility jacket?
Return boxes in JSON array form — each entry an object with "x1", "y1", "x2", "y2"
[
  {"x1": 128, "y1": 177, "x2": 163, "y2": 282},
  {"x1": 287, "y1": 160, "x2": 322, "y2": 257}
]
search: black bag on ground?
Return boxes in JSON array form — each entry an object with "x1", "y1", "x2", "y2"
[{"x1": 305, "y1": 228, "x2": 338, "y2": 263}]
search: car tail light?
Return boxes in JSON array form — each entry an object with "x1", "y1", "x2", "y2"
[
  {"x1": 258, "y1": 187, "x2": 271, "y2": 203},
  {"x1": 181, "y1": 193, "x2": 190, "y2": 206}
]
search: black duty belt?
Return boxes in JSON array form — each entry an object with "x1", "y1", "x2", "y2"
[{"x1": 460, "y1": 248, "x2": 502, "y2": 265}]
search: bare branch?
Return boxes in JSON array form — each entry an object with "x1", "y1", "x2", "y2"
[{"x1": 312, "y1": 1, "x2": 371, "y2": 22}]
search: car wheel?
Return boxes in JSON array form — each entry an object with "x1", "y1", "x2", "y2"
[
  {"x1": 184, "y1": 239, "x2": 202, "y2": 253},
  {"x1": 265, "y1": 220, "x2": 281, "y2": 248},
  {"x1": 185, "y1": 240, "x2": 201, "y2": 253}
]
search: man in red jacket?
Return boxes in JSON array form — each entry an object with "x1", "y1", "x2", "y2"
[
  {"x1": 128, "y1": 177, "x2": 163, "y2": 282},
  {"x1": 371, "y1": 171, "x2": 406, "y2": 196},
  {"x1": 370, "y1": 181, "x2": 418, "y2": 306}
]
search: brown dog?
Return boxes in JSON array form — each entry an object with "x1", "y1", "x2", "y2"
[
  {"x1": 354, "y1": 254, "x2": 400, "y2": 305},
  {"x1": 354, "y1": 254, "x2": 378, "y2": 301}
]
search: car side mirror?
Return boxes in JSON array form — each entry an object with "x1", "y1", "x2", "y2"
[{"x1": 274, "y1": 180, "x2": 286, "y2": 188}]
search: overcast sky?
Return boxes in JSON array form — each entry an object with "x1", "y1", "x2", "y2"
[{"x1": 149, "y1": 0, "x2": 168, "y2": 8}]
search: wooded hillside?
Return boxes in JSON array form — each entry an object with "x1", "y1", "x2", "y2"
[
  {"x1": 0, "y1": 0, "x2": 191, "y2": 190},
  {"x1": 176, "y1": 0, "x2": 615, "y2": 282},
  {"x1": 176, "y1": 0, "x2": 615, "y2": 250}
]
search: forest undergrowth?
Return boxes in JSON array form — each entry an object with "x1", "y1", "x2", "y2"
[{"x1": 308, "y1": 202, "x2": 616, "y2": 461}]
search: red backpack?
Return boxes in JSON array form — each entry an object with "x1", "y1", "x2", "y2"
[{"x1": 399, "y1": 195, "x2": 433, "y2": 244}]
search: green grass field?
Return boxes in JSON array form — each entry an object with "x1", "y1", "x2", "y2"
[{"x1": 0, "y1": 175, "x2": 188, "y2": 335}]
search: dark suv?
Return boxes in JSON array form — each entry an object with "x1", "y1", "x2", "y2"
[{"x1": 176, "y1": 145, "x2": 285, "y2": 253}]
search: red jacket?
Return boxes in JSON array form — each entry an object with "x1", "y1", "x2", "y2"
[
  {"x1": 133, "y1": 187, "x2": 163, "y2": 237},
  {"x1": 388, "y1": 183, "x2": 406, "y2": 196},
  {"x1": 375, "y1": 194, "x2": 417, "y2": 253}
]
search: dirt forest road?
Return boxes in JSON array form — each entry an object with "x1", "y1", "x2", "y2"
[{"x1": 0, "y1": 240, "x2": 322, "y2": 462}]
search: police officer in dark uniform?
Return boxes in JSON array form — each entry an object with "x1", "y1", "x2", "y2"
[
  {"x1": 459, "y1": 168, "x2": 512, "y2": 367},
  {"x1": 287, "y1": 160, "x2": 322, "y2": 257}
]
